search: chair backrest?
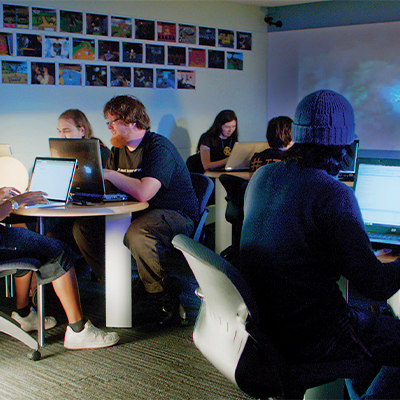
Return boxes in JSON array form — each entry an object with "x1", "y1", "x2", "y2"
[
  {"x1": 190, "y1": 173, "x2": 214, "y2": 242},
  {"x1": 186, "y1": 153, "x2": 205, "y2": 174}
]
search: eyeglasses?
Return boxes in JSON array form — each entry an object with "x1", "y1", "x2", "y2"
[{"x1": 106, "y1": 117, "x2": 121, "y2": 127}]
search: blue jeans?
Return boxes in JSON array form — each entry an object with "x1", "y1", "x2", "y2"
[{"x1": 0, "y1": 226, "x2": 76, "y2": 285}]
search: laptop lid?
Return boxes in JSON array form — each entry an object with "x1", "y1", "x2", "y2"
[
  {"x1": 353, "y1": 157, "x2": 400, "y2": 246},
  {"x1": 49, "y1": 138, "x2": 105, "y2": 196},
  {"x1": 338, "y1": 140, "x2": 359, "y2": 180},
  {"x1": 225, "y1": 142, "x2": 270, "y2": 171},
  {"x1": 28, "y1": 157, "x2": 77, "y2": 203}
]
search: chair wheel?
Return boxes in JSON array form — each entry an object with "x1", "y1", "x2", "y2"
[{"x1": 27, "y1": 350, "x2": 41, "y2": 361}]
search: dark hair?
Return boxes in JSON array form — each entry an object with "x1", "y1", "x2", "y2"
[
  {"x1": 197, "y1": 109, "x2": 238, "y2": 151},
  {"x1": 266, "y1": 116, "x2": 293, "y2": 148},
  {"x1": 282, "y1": 143, "x2": 349, "y2": 176},
  {"x1": 59, "y1": 109, "x2": 93, "y2": 139},
  {"x1": 103, "y1": 95, "x2": 151, "y2": 130}
]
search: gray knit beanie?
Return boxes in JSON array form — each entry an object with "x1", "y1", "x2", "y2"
[{"x1": 291, "y1": 89, "x2": 356, "y2": 145}]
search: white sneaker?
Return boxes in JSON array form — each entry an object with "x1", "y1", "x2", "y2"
[
  {"x1": 64, "y1": 320, "x2": 119, "y2": 350},
  {"x1": 11, "y1": 307, "x2": 57, "y2": 332}
]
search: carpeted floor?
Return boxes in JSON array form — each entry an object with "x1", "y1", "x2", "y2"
[{"x1": 0, "y1": 265, "x2": 254, "y2": 400}]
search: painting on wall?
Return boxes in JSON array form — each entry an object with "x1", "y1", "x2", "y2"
[
  {"x1": 167, "y1": 46, "x2": 186, "y2": 66},
  {"x1": 111, "y1": 16, "x2": 132, "y2": 38},
  {"x1": 199, "y1": 26, "x2": 216, "y2": 46},
  {"x1": 17, "y1": 33, "x2": 42, "y2": 57},
  {"x1": 135, "y1": 19, "x2": 155, "y2": 41},
  {"x1": 122, "y1": 42, "x2": 143, "y2": 63},
  {"x1": 178, "y1": 24, "x2": 196, "y2": 45},
  {"x1": 177, "y1": 70, "x2": 195, "y2": 89},
  {"x1": 31, "y1": 62, "x2": 55, "y2": 85},
  {"x1": 86, "y1": 13, "x2": 108, "y2": 36},
  {"x1": 1, "y1": 60, "x2": 27, "y2": 83},
  {"x1": 60, "y1": 10, "x2": 83, "y2": 34},
  {"x1": 98, "y1": 40, "x2": 120, "y2": 62},
  {"x1": 85, "y1": 64, "x2": 107, "y2": 86},
  {"x1": 156, "y1": 68, "x2": 175, "y2": 89},
  {"x1": 0, "y1": 32, "x2": 13, "y2": 55},
  {"x1": 59, "y1": 63, "x2": 82, "y2": 86},
  {"x1": 110, "y1": 66, "x2": 131, "y2": 87},
  {"x1": 32, "y1": 7, "x2": 57, "y2": 32},
  {"x1": 44, "y1": 36, "x2": 69, "y2": 59},
  {"x1": 208, "y1": 49, "x2": 225, "y2": 69},
  {"x1": 227, "y1": 51, "x2": 243, "y2": 70},
  {"x1": 188, "y1": 48, "x2": 206, "y2": 68},
  {"x1": 218, "y1": 29, "x2": 234, "y2": 48},
  {"x1": 157, "y1": 21, "x2": 176, "y2": 42},
  {"x1": 134, "y1": 67, "x2": 153, "y2": 88},
  {"x1": 72, "y1": 38, "x2": 95, "y2": 60},
  {"x1": 145, "y1": 44, "x2": 164, "y2": 65},
  {"x1": 237, "y1": 31, "x2": 252, "y2": 51},
  {"x1": 3, "y1": 4, "x2": 29, "y2": 29}
]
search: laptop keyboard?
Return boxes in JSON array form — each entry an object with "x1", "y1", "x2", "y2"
[{"x1": 367, "y1": 232, "x2": 400, "y2": 245}]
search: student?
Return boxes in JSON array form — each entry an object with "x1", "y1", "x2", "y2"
[
  {"x1": 249, "y1": 115, "x2": 293, "y2": 173},
  {"x1": 0, "y1": 186, "x2": 119, "y2": 349},
  {"x1": 196, "y1": 109, "x2": 239, "y2": 172},
  {"x1": 240, "y1": 89, "x2": 400, "y2": 398},
  {"x1": 75, "y1": 95, "x2": 199, "y2": 325}
]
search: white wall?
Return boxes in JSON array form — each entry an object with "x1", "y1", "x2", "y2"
[
  {"x1": 0, "y1": 0, "x2": 269, "y2": 170},
  {"x1": 267, "y1": 21, "x2": 400, "y2": 151}
]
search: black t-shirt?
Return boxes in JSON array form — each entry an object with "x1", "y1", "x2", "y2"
[
  {"x1": 106, "y1": 131, "x2": 199, "y2": 222},
  {"x1": 198, "y1": 132, "x2": 236, "y2": 162}
]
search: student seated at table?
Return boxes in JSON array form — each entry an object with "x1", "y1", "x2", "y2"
[
  {"x1": 249, "y1": 115, "x2": 293, "y2": 174},
  {"x1": 74, "y1": 95, "x2": 199, "y2": 326},
  {"x1": 241, "y1": 89, "x2": 400, "y2": 399},
  {"x1": 187, "y1": 110, "x2": 239, "y2": 173},
  {"x1": 0, "y1": 186, "x2": 119, "y2": 349}
]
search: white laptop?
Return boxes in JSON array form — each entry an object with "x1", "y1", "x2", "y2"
[
  {"x1": 24, "y1": 157, "x2": 77, "y2": 208},
  {"x1": 210, "y1": 142, "x2": 270, "y2": 172},
  {"x1": 49, "y1": 138, "x2": 128, "y2": 203}
]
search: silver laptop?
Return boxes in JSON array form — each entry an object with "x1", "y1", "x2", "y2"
[
  {"x1": 354, "y1": 157, "x2": 400, "y2": 246},
  {"x1": 24, "y1": 157, "x2": 77, "y2": 208},
  {"x1": 49, "y1": 138, "x2": 128, "y2": 203}
]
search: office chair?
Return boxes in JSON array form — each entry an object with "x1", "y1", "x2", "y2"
[
  {"x1": 190, "y1": 173, "x2": 214, "y2": 243},
  {"x1": 0, "y1": 258, "x2": 44, "y2": 361},
  {"x1": 172, "y1": 234, "x2": 377, "y2": 399},
  {"x1": 218, "y1": 174, "x2": 248, "y2": 264}
]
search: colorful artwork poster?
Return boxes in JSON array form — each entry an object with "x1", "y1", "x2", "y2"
[
  {"x1": 31, "y1": 62, "x2": 55, "y2": 85},
  {"x1": 135, "y1": 19, "x2": 155, "y2": 41},
  {"x1": 208, "y1": 49, "x2": 225, "y2": 69},
  {"x1": 157, "y1": 21, "x2": 176, "y2": 43},
  {"x1": 72, "y1": 38, "x2": 95, "y2": 60},
  {"x1": 17, "y1": 34, "x2": 42, "y2": 57},
  {"x1": 3, "y1": 4, "x2": 29, "y2": 29},
  {"x1": 188, "y1": 48, "x2": 206, "y2": 68},
  {"x1": 156, "y1": 68, "x2": 175, "y2": 89},
  {"x1": 85, "y1": 64, "x2": 107, "y2": 86},
  {"x1": 110, "y1": 66, "x2": 131, "y2": 87},
  {"x1": 59, "y1": 63, "x2": 82, "y2": 86},
  {"x1": 168, "y1": 46, "x2": 186, "y2": 66},
  {"x1": 2, "y1": 60, "x2": 27, "y2": 84},
  {"x1": 237, "y1": 31, "x2": 252, "y2": 51},
  {"x1": 86, "y1": 13, "x2": 108, "y2": 36},
  {"x1": 178, "y1": 24, "x2": 196, "y2": 45},
  {"x1": 134, "y1": 67, "x2": 153, "y2": 88},
  {"x1": 218, "y1": 29, "x2": 234, "y2": 48},
  {"x1": 98, "y1": 40, "x2": 120, "y2": 62},
  {"x1": 227, "y1": 51, "x2": 243, "y2": 71},
  {"x1": 122, "y1": 42, "x2": 143, "y2": 63},
  {"x1": 145, "y1": 44, "x2": 164, "y2": 65},
  {"x1": 0, "y1": 32, "x2": 13, "y2": 56},
  {"x1": 177, "y1": 70, "x2": 195, "y2": 90},
  {"x1": 199, "y1": 27, "x2": 216, "y2": 47},
  {"x1": 60, "y1": 10, "x2": 83, "y2": 34},
  {"x1": 44, "y1": 36, "x2": 69, "y2": 59},
  {"x1": 32, "y1": 7, "x2": 57, "y2": 32},
  {"x1": 111, "y1": 16, "x2": 132, "y2": 38}
]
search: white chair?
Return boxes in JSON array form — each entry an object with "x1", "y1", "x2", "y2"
[
  {"x1": 0, "y1": 259, "x2": 43, "y2": 360},
  {"x1": 0, "y1": 156, "x2": 29, "y2": 192}
]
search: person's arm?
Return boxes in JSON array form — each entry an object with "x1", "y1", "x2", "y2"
[
  {"x1": 103, "y1": 169, "x2": 161, "y2": 202},
  {"x1": 200, "y1": 145, "x2": 228, "y2": 171}
]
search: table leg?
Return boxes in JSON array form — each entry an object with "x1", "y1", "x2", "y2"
[
  {"x1": 105, "y1": 212, "x2": 132, "y2": 327},
  {"x1": 214, "y1": 178, "x2": 232, "y2": 254},
  {"x1": 37, "y1": 217, "x2": 45, "y2": 347}
]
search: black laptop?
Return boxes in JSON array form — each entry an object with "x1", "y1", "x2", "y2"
[{"x1": 49, "y1": 138, "x2": 128, "y2": 203}]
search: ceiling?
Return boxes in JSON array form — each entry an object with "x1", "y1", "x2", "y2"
[{"x1": 223, "y1": 0, "x2": 327, "y2": 6}]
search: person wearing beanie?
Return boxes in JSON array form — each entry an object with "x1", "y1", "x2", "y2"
[{"x1": 240, "y1": 89, "x2": 400, "y2": 398}]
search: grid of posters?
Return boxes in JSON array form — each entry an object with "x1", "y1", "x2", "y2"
[{"x1": 0, "y1": 3, "x2": 252, "y2": 89}]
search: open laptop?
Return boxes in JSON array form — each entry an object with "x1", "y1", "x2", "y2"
[
  {"x1": 0, "y1": 144, "x2": 12, "y2": 157},
  {"x1": 338, "y1": 140, "x2": 359, "y2": 181},
  {"x1": 49, "y1": 138, "x2": 128, "y2": 203},
  {"x1": 24, "y1": 157, "x2": 77, "y2": 208},
  {"x1": 353, "y1": 157, "x2": 400, "y2": 246},
  {"x1": 210, "y1": 142, "x2": 270, "y2": 172}
]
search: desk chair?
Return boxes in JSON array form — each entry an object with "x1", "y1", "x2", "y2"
[
  {"x1": 190, "y1": 173, "x2": 214, "y2": 243},
  {"x1": 172, "y1": 234, "x2": 377, "y2": 399},
  {"x1": 0, "y1": 259, "x2": 43, "y2": 361},
  {"x1": 218, "y1": 174, "x2": 248, "y2": 264}
]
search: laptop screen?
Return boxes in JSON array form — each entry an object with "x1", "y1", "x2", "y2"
[
  {"x1": 28, "y1": 157, "x2": 77, "y2": 202},
  {"x1": 354, "y1": 157, "x2": 400, "y2": 244}
]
